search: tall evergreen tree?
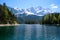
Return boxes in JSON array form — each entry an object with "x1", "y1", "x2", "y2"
[
  {"x1": 0, "y1": 3, "x2": 18, "y2": 24},
  {"x1": 3, "y1": 3, "x2": 9, "y2": 23}
]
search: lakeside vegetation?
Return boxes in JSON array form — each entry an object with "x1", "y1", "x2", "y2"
[
  {"x1": 0, "y1": 3, "x2": 18, "y2": 24},
  {"x1": 41, "y1": 13, "x2": 60, "y2": 25},
  {"x1": 24, "y1": 13, "x2": 60, "y2": 25}
]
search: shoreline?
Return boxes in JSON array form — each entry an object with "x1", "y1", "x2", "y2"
[
  {"x1": 0, "y1": 24, "x2": 20, "y2": 26},
  {"x1": 0, "y1": 24, "x2": 60, "y2": 26}
]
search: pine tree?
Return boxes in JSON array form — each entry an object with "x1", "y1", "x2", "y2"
[
  {"x1": 3, "y1": 3, "x2": 9, "y2": 23},
  {"x1": 0, "y1": 3, "x2": 18, "y2": 24}
]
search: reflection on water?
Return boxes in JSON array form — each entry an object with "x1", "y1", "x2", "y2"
[{"x1": 0, "y1": 24, "x2": 60, "y2": 40}]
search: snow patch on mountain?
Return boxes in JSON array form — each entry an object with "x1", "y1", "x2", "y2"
[{"x1": 25, "y1": 11, "x2": 34, "y2": 15}]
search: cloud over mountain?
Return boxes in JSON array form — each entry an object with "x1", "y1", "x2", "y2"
[{"x1": 50, "y1": 4, "x2": 58, "y2": 9}]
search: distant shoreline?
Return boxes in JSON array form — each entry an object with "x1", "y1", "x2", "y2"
[
  {"x1": 0, "y1": 24, "x2": 20, "y2": 26},
  {"x1": 0, "y1": 24, "x2": 60, "y2": 26}
]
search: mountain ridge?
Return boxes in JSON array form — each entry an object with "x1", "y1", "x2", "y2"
[{"x1": 8, "y1": 6, "x2": 52, "y2": 16}]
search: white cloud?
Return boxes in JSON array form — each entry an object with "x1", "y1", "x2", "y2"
[{"x1": 50, "y1": 4, "x2": 58, "y2": 9}]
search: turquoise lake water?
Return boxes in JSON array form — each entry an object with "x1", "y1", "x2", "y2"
[{"x1": 0, "y1": 24, "x2": 60, "y2": 40}]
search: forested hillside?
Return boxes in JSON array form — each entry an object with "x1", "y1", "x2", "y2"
[
  {"x1": 41, "y1": 13, "x2": 60, "y2": 25},
  {"x1": 0, "y1": 3, "x2": 18, "y2": 24}
]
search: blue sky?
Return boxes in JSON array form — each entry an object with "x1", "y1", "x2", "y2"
[{"x1": 0, "y1": 0, "x2": 60, "y2": 12}]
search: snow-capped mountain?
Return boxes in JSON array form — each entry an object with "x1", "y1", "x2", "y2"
[
  {"x1": 8, "y1": 6, "x2": 52, "y2": 23},
  {"x1": 9, "y1": 6, "x2": 52, "y2": 17}
]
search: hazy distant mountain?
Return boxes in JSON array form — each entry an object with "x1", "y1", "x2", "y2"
[{"x1": 17, "y1": 15, "x2": 43, "y2": 23}]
